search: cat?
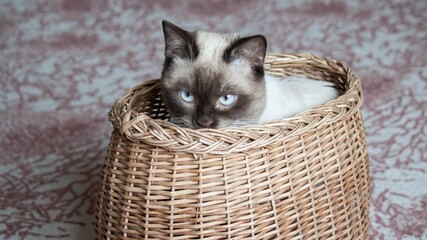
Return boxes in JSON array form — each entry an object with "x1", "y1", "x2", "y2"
[{"x1": 160, "y1": 20, "x2": 340, "y2": 129}]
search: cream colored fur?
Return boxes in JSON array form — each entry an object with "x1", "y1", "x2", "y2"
[{"x1": 258, "y1": 75, "x2": 339, "y2": 123}]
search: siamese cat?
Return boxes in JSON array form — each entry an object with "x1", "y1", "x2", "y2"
[{"x1": 160, "y1": 21, "x2": 339, "y2": 129}]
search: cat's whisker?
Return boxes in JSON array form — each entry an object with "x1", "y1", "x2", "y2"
[
  {"x1": 228, "y1": 119, "x2": 259, "y2": 128},
  {"x1": 170, "y1": 117, "x2": 192, "y2": 128}
]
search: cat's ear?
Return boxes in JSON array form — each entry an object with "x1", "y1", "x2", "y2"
[
  {"x1": 162, "y1": 20, "x2": 198, "y2": 60},
  {"x1": 224, "y1": 35, "x2": 267, "y2": 70}
]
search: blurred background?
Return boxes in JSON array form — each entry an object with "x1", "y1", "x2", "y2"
[{"x1": 0, "y1": 0, "x2": 426, "y2": 239}]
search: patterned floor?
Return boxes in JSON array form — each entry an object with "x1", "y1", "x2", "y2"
[{"x1": 1, "y1": 0, "x2": 426, "y2": 239}]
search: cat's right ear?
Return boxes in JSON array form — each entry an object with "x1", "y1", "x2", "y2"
[{"x1": 162, "y1": 20, "x2": 198, "y2": 60}]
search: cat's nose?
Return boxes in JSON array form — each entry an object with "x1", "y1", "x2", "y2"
[{"x1": 195, "y1": 118, "x2": 214, "y2": 128}]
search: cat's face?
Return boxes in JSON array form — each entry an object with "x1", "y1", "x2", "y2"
[{"x1": 160, "y1": 21, "x2": 267, "y2": 129}]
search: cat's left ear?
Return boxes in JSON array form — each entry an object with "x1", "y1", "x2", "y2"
[{"x1": 224, "y1": 35, "x2": 267, "y2": 70}]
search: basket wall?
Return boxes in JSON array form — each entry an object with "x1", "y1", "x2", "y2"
[{"x1": 96, "y1": 54, "x2": 370, "y2": 239}]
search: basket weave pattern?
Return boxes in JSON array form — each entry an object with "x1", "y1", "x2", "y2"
[{"x1": 96, "y1": 54, "x2": 370, "y2": 239}]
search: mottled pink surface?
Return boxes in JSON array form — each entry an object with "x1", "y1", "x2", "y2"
[{"x1": 1, "y1": 0, "x2": 426, "y2": 239}]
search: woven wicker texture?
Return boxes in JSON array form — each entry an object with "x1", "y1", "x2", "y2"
[{"x1": 96, "y1": 53, "x2": 370, "y2": 239}]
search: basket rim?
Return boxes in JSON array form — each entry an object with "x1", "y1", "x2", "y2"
[{"x1": 109, "y1": 53, "x2": 363, "y2": 154}]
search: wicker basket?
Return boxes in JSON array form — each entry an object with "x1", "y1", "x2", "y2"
[{"x1": 96, "y1": 53, "x2": 370, "y2": 239}]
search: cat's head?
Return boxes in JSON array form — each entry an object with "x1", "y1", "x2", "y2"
[{"x1": 160, "y1": 20, "x2": 267, "y2": 129}]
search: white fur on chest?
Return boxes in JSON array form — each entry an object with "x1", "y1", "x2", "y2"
[{"x1": 258, "y1": 75, "x2": 339, "y2": 123}]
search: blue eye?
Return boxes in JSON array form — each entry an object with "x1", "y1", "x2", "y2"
[
  {"x1": 219, "y1": 94, "x2": 237, "y2": 106},
  {"x1": 180, "y1": 90, "x2": 194, "y2": 103}
]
